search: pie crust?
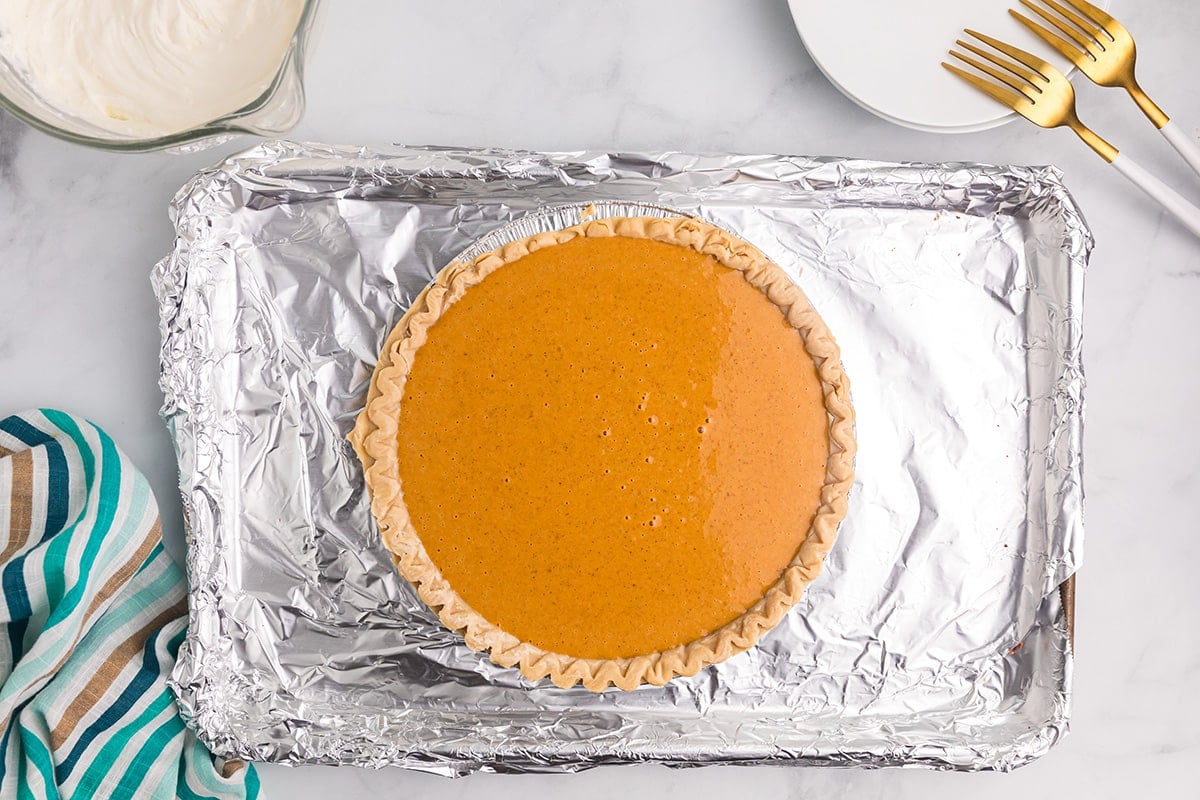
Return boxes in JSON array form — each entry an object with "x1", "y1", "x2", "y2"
[{"x1": 350, "y1": 215, "x2": 856, "y2": 691}]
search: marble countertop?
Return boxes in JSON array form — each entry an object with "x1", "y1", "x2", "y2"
[{"x1": 2, "y1": 1, "x2": 1197, "y2": 797}]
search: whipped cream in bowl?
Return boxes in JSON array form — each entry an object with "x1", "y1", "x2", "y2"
[{"x1": 0, "y1": 0, "x2": 315, "y2": 150}]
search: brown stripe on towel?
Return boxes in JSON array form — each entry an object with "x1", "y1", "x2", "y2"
[
  {"x1": 49, "y1": 597, "x2": 188, "y2": 749},
  {"x1": 80, "y1": 520, "x2": 164, "y2": 624},
  {"x1": 0, "y1": 450, "x2": 36, "y2": 563}
]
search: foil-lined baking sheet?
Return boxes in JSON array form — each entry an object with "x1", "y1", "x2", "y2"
[{"x1": 156, "y1": 142, "x2": 1088, "y2": 773}]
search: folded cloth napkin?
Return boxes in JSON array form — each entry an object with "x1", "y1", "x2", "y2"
[{"x1": 0, "y1": 410, "x2": 260, "y2": 799}]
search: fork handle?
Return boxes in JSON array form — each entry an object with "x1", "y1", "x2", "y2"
[
  {"x1": 1111, "y1": 153, "x2": 1200, "y2": 239},
  {"x1": 1160, "y1": 121, "x2": 1200, "y2": 181}
]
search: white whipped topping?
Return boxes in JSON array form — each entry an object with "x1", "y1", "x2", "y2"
[{"x1": 0, "y1": 0, "x2": 306, "y2": 138}]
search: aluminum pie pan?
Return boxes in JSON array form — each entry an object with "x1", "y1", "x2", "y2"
[{"x1": 352, "y1": 199, "x2": 858, "y2": 693}]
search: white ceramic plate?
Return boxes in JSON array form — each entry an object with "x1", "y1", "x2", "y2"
[{"x1": 788, "y1": 0, "x2": 1112, "y2": 133}]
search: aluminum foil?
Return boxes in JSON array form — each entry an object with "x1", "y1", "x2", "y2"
[{"x1": 156, "y1": 141, "x2": 1088, "y2": 773}]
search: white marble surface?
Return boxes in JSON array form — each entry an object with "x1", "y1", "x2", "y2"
[{"x1": 2, "y1": 1, "x2": 1198, "y2": 796}]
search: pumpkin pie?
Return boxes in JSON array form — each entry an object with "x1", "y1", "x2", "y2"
[{"x1": 350, "y1": 215, "x2": 855, "y2": 691}]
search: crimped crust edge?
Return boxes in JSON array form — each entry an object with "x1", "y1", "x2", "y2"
[{"x1": 349, "y1": 215, "x2": 856, "y2": 692}]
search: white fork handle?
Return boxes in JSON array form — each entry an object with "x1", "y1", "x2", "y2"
[
  {"x1": 1161, "y1": 121, "x2": 1200, "y2": 180},
  {"x1": 1111, "y1": 152, "x2": 1200, "y2": 239}
]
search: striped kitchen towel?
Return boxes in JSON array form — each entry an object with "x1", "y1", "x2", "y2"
[{"x1": 0, "y1": 409, "x2": 259, "y2": 799}]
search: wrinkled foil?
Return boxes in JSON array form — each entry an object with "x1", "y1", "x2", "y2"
[{"x1": 156, "y1": 141, "x2": 1088, "y2": 773}]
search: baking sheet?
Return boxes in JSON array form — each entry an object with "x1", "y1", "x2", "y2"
[{"x1": 156, "y1": 142, "x2": 1088, "y2": 772}]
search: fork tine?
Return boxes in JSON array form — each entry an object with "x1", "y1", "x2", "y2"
[
  {"x1": 963, "y1": 29, "x2": 1055, "y2": 80},
  {"x1": 1036, "y1": 0, "x2": 1111, "y2": 46},
  {"x1": 955, "y1": 39, "x2": 1045, "y2": 89},
  {"x1": 1015, "y1": 2, "x2": 1095, "y2": 57},
  {"x1": 1010, "y1": 8, "x2": 1090, "y2": 63},
  {"x1": 1058, "y1": 0, "x2": 1120, "y2": 41},
  {"x1": 949, "y1": 50, "x2": 1040, "y2": 100},
  {"x1": 941, "y1": 63, "x2": 1032, "y2": 111}
]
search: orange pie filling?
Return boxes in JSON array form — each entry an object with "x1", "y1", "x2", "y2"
[{"x1": 352, "y1": 217, "x2": 855, "y2": 690}]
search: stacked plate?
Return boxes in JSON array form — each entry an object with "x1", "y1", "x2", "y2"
[{"x1": 787, "y1": 0, "x2": 1112, "y2": 133}]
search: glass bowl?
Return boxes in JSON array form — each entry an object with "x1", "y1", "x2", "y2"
[{"x1": 0, "y1": 0, "x2": 321, "y2": 153}]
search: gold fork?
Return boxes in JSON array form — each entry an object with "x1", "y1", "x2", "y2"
[
  {"x1": 1012, "y1": 0, "x2": 1200, "y2": 177},
  {"x1": 943, "y1": 31, "x2": 1200, "y2": 238}
]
